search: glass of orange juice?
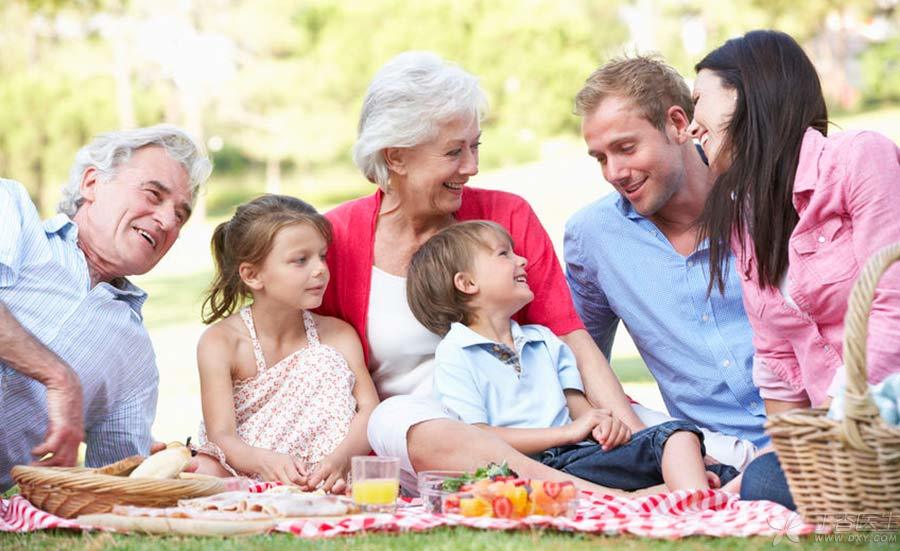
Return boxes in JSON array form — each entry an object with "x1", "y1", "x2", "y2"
[{"x1": 351, "y1": 456, "x2": 400, "y2": 513}]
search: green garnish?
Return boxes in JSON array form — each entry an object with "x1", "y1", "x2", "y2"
[{"x1": 441, "y1": 461, "x2": 518, "y2": 492}]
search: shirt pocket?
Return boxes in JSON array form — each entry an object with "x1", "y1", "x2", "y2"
[{"x1": 793, "y1": 217, "x2": 858, "y2": 284}]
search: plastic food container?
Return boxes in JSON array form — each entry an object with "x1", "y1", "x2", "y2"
[
  {"x1": 442, "y1": 479, "x2": 578, "y2": 519},
  {"x1": 416, "y1": 470, "x2": 466, "y2": 513}
]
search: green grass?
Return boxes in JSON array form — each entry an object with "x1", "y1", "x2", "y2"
[
  {"x1": 138, "y1": 270, "x2": 212, "y2": 329},
  {"x1": 1, "y1": 528, "x2": 893, "y2": 550}
]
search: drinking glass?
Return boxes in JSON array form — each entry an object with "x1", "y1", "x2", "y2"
[{"x1": 350, "y1": 456, "x2": 400, "y2": 513}]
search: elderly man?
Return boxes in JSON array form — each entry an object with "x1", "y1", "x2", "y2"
[
  {"x1": 0, "y1": 125, "x2": 211, "y2": 490},
  {"x1": 564, "y1": 56, "x2": 766, "y2": 469}
]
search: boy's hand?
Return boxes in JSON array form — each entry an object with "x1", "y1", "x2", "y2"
[
  {"x1": 591, "y1": 414, "x2": 631, "y2": 451},
  {"x1": 567, "y1": 408, "x2": 611, "y2": 444}
]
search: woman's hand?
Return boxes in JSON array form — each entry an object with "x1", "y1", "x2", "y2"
[
  {"x1": 306, "y1": 451, "x2": 350, "y2": 494},
  {"x1": 253, "y1": 449, "x2": 307, "y2": 485}
]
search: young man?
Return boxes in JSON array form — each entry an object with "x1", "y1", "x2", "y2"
[
  {"x1": 407, "y1": 220, "x2": 738, "y2": 492},
  {"x1": 564, "y1": 57, "x2": 767, "y2": 464},
  {"x1": 0, "y1": 125, "x2": 211, "y2": 490}
]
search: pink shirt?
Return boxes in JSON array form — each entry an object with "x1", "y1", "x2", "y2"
[
  {"x1": 318, "y1": 186, "x2": 585, "y2": 366},
  {"x1": 739, "y1": 128, "x2": 900, "y2": 406}
]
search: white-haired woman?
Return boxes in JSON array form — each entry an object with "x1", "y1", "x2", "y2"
[
  {"x1": 313, "y1": 52, "x2": 643, "y2": 494},
  {"x1": 0, "y1": 125, "x2": 211, "y2": 491}
]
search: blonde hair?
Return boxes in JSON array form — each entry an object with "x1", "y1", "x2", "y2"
[
  {"x1": 574, "y1": 55, "x2": 693, "y2": 130},
  {"x1": 202, "y1": 194, "x2": 332, "y2": 324},
  {"x1": 407, "y1": 221, "x2": 511, "y2": 336}
]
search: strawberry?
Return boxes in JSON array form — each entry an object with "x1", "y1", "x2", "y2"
[
  {"x1": 443, "y1": 495, "x2": 460, "y2": 511},
  {"x1": 543, "y1": 481, "x2": 562, "y2": 499},
  {"x1": 492, "y1": 496, "x2": 513, "y2": 518}
]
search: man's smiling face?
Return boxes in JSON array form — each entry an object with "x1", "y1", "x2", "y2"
[{"x1": 75, "y1": 145, "x2": 192, "y2": 279}]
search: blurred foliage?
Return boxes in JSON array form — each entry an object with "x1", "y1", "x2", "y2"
[
  {"x1": 861, "y1": 36, "x2": 900, "y2": 105},
  {"x1": 0, "y1": 0, "x2": 896, "y2": 216}
]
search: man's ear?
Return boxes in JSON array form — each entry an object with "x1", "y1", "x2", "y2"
[
  {"x1": 666, "y1": 105, "x2": 693, "y2": 144},
  {"x1": 382, "y1": 147, "x2": 408, "y2": 176},
  {"x1": 79, "y1": 167, "x2": 101, "y2": 203},
  {"x1": 239, "y1": 262, "x2": 263, "y2": 291},
  {"x1": 453, "y1": 271, "x2": 478, "y2": 296}
]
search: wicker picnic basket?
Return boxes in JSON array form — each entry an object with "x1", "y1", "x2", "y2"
[
  {"x1": 765, "y1": 242, "x2": 900, "y2": 528},
  {"x1": 11, "y1": 465, "x2": 225, "y2": 519}
]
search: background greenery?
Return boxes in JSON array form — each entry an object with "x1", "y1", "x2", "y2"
[{"x1": 2, "y1": 0, "x2": 898, "y2": 218}]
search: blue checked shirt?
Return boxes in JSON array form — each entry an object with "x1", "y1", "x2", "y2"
[
  {"x1": 564, "y1": 192, "x2": 768, "y2": 446},
  {"x1": 0, "y1": 179, "x2": 157, "y2": 490}
]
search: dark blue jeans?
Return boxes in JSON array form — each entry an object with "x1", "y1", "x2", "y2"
[
  {"x1": 540, "y1": 420, "x2": 740, "y2": 491},
  {"x1": 739, "y1": 452, "x2": 796, "y2": 510}
]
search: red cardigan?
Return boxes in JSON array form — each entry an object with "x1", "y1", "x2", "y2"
[{"x1": 318, "y1": 187, "x2": 585, "y2": 366}]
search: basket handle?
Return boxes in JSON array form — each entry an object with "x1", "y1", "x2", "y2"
[{"x1": 840, "y1": 242, "x2": 900, "y2": 450}]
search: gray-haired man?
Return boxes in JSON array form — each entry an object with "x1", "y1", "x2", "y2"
[{"x1": 0, "y1": 125, "x2": 211, "y2": 490}]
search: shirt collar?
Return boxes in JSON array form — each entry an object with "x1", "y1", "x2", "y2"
[
  {"x1": 614, "y1": 193, "x2": 644, "y2": 221},
  {"x1": 43, "y1": 213, "x2": 79, "y2": 242},
  {"x1": 444, "y1": 320, "x2": 541, "y2": 349},
  {"x1": 793, "y1": 127, "x2": 826, "y2": 195},
  {"x1": 44, "y1": 214, "x2": 148, "y2": 315}
]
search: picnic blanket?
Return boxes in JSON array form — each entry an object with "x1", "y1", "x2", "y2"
[{"x1": 1, "y1": 488, "x2": 820, "y2": 539}]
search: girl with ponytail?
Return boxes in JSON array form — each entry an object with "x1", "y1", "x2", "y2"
[{"x1": 193, "y1": 194, "x2": 378, "y2": 493}]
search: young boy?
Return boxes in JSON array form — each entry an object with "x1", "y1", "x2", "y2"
[{"x1": 407, "y1": 220, "x2": 739, "y2": 491}]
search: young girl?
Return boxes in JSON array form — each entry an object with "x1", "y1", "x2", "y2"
[{"x1": 193, "y1": 194, "x2": 379, "y2": 493}]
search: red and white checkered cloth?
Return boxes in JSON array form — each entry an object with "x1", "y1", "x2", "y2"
[{"x1": 1, "y1": 488, "x2": 821, "y2": 539}]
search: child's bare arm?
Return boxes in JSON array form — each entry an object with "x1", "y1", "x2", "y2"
[
  {"x1": 197, "y1": 323, "x2": 304, "y2": 483},
  {"x1": 473, "y1": 424, "x2": 579, "y2": 456},
  {"x1": 308, "y1": 315, "x2": 380, "y2": 493}
]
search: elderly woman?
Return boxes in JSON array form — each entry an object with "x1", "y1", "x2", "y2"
[{"x1": 312, "y1": 52, "x2": 644, "y2": 492}]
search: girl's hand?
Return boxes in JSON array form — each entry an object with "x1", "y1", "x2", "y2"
[
  {"x1": 591, "y1": 414, "x2": 631, "y2": 451},
  {"x1": 306, "y1": 452, "x2": 350, "y2": 494},
  {"x1": 254, "y1": 449, "x2": 307, "y2": 485}
]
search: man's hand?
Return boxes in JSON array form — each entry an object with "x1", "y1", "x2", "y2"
[{"x1": 30, "y1": 366, "x2": 84, "y2": 466}]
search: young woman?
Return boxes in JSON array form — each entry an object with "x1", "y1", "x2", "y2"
[{"x1": 688, "y1": 29, "x2": 900, "y2": 507}]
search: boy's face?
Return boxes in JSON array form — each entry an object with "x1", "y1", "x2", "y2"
[{"x1": 463, "y1": 230, "x2": 534, "y2": 317}]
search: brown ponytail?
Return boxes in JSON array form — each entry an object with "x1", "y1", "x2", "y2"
[{"x1": 200, "y1": 194, "x2": 332, "y2": 324}]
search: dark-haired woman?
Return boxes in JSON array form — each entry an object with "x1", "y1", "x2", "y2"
[{"x1": 688, "y1": 29, "x2": 900, "y2": 508}]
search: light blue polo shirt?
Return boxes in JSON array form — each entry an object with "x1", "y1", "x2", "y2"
[{"x1": 433, "y1": 321, "x2": 583, "y2": 430}]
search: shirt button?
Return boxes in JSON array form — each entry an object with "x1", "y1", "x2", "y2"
[
  {"x1": 750, "y1": 401, "x2": 759, "y2": 409},
  {"x1": 722, "y1": 359, "x2": 731, "y2": 367},
  {"x1": 818, "y1": 235, "x2": 826, "y2": 243},
  {"x1": 687, "y1": 260, "x2": 693, "y2": 268},
  {"x1": 702, "y1": 314, "x2": 709, "y2": 322},
  {"x1": 823, "y1": 344, "x2": 831, "y2": 351}
]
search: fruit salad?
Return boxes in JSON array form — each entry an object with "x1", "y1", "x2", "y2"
[{"x1": 442, "y1": 478, "x2": 578, "y2": 519}]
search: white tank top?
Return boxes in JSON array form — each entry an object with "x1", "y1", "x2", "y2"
[{"x1": 366, "y1": 266, "x2": 442, "y2": 400}]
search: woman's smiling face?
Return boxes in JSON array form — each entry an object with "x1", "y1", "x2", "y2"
[
  {"x1": 387, "y1": 115, "x2": 481, "y2": 217},
  {"x1": 688, "y1": 69, "x2": 737, "y2": 172}
]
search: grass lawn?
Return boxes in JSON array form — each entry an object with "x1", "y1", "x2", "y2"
[{"x1": 2, "y1": 527, "x2": 894, "y2": 550}]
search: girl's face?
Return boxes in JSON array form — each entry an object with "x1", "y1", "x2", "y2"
[
  {"x1": 688, "y1": 69, "x2": 737, "y2": 173},
  {"x1": 249, "y1": 222, "x2": 329, "y2": 310},
  {"x1": 387, "y1": 115, "x2": 481, "y2": 217}
]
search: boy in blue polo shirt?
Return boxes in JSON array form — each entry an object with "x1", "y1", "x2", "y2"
[{"x1": 407, "y1": 220, "x2": 739, "y2": 492}]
